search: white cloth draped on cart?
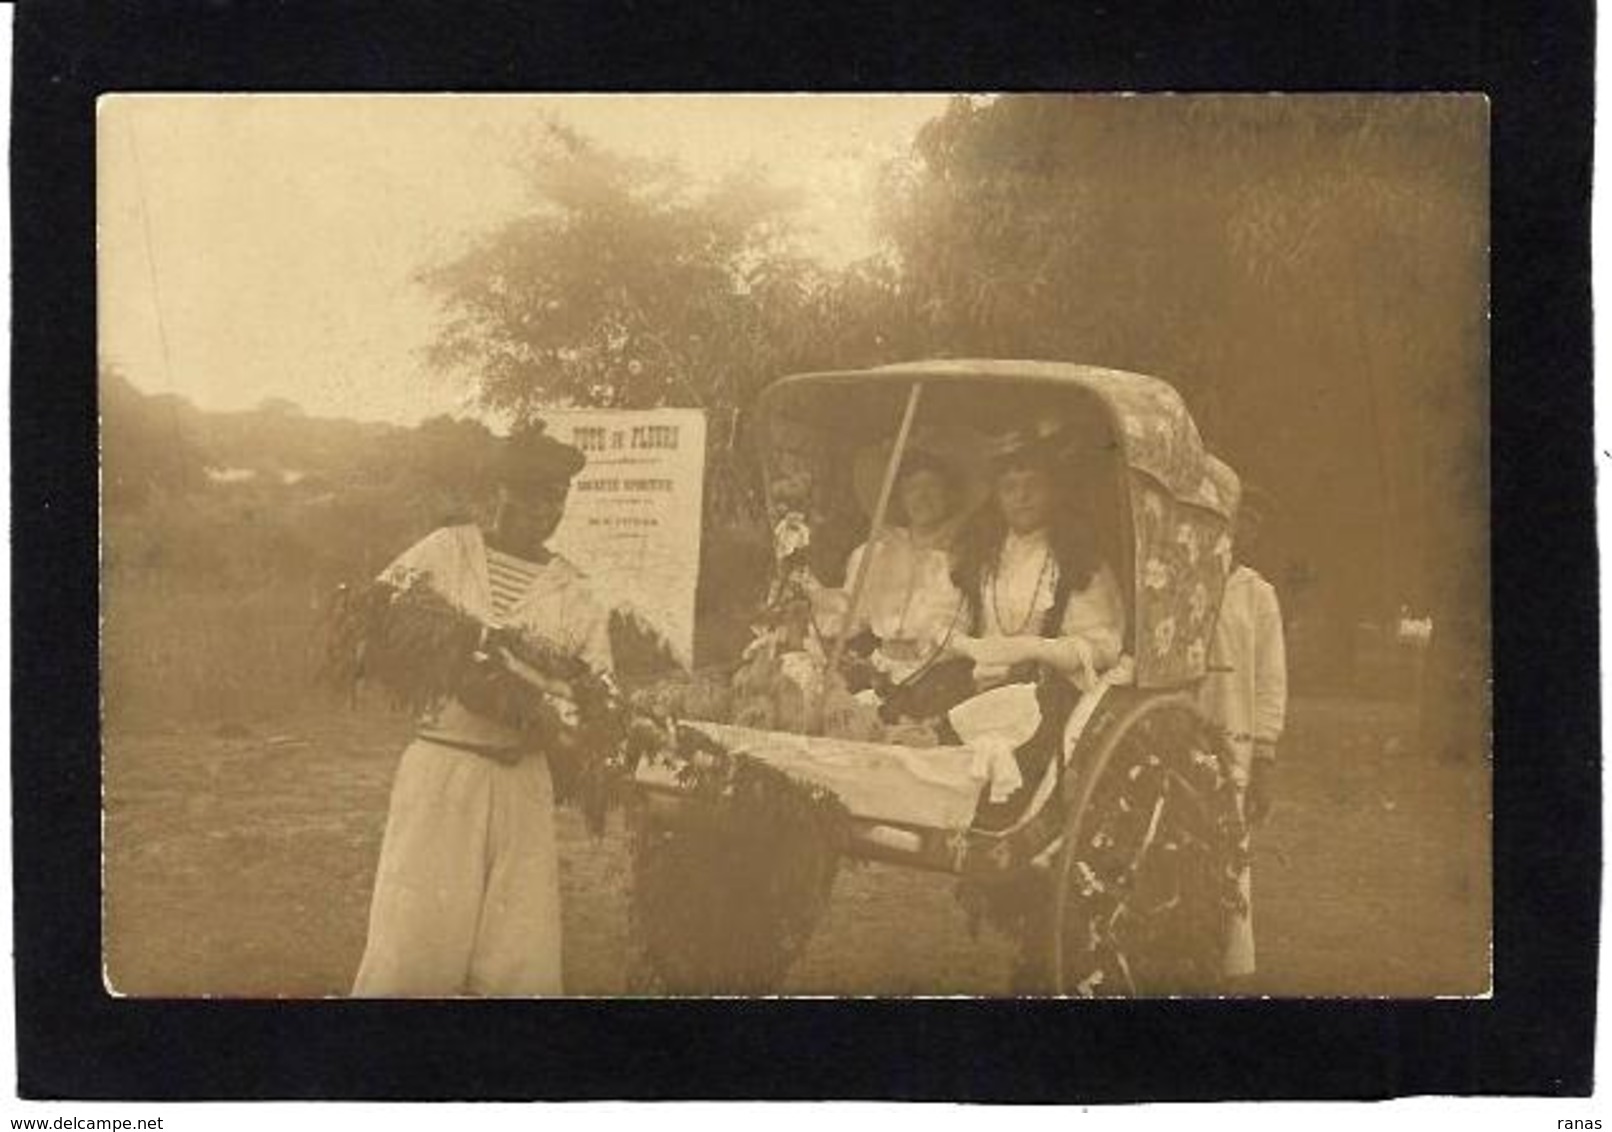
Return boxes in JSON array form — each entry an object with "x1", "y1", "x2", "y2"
[
  {"x1": 674, "y1": 658, "x2": 1136, "y2": 836},
  {"x1": 352, "y1": 524, "x2": 612, "y2": 997},
  {"x1": 661, "y1": 721, "x2": 985, "y2": 832},
  {"x1": 945, "y1": 683, "x2": 1038, "y2": 803}
]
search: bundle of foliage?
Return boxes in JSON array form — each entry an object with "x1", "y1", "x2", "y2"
[
  {"x1": 607, "y1": 606, "x2": 687, "y2": 686},
  {"x1": 318, "y1": 571, "x2": 853, "y2": 986},
  {"x1": 628, "y1": 724, "x2": 852, "y2": 994},
  {"x1": 319, "y1": 571, "x2": 643, "y2": 828}
]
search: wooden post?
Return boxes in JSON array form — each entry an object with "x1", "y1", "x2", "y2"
[{"x1": 813, "y1": 381, "x2": 925, "y2": 733}]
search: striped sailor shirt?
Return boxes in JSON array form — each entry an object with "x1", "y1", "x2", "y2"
[{"x1": 485, "y1": 547, "x2": 545, "y2": 627}]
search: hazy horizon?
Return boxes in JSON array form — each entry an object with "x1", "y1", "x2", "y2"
[{"x1": 98, "y1": 95, "x2": 954, "y2": 426}]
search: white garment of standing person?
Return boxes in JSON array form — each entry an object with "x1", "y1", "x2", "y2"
[
  {"x1": 1198, "y1": 563, "x2": 1288, "y2": 978},
  {"x1": 351, "y1": 524, "x2": 612, "y2": 997}
]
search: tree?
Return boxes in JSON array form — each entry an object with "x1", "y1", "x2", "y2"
[
  {"x1": 257, "y1": 396, "x2": 306, "y2": 417},
  {"x1": 421, "y1": 102, "x2": 1489, "y2": 720},
  {"x1": 872, "y1": 95, "x2": 1487, "y2": 704},
  {"x1": 420, "y1": 123, "x2": 919, "y2": 526},
  {"x1": 100, "y1": 366, "x2": 207, "y2": 508}
]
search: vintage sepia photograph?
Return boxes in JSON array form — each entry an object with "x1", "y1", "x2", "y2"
[{"x1": 98, "y1": 93, "x2": 1490, "y2": 1000}]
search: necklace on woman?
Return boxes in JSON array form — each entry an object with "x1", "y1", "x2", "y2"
[
  {"x1": 890, "y1": 554, "x2": 922, "y2": 639},
  {"x1": 895, "y1": 526, "x2": 939, "y2": 625},
  {"x1": 989, "y1": 543, "x2": 1054, "y2": 636}
]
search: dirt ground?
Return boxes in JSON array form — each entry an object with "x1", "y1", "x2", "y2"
[{"x1": 102, "y1": 695, "x2": 1489, "y2": 998}]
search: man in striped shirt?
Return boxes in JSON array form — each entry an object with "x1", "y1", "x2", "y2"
[{"x1": 352, "y1": 422, "x2": 612, "y2": 997}]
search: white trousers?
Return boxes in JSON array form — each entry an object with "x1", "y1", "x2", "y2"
[{"x1": 352, "y1": 739, "x2": 563, "y2": 997}]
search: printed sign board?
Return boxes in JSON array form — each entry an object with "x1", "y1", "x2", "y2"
[{"x1": 545, "y1": 408, "x2": 706, "y2": 664}]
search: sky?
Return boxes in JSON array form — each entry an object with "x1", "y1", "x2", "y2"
[{"x1": 98, "y1": 95, "x2": 954, "y2": 424}]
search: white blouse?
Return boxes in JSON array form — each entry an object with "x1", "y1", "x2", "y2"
[
  {"x1": 811, "y1": 527, "x2": 965, "y2": 682},
  {"x1": 975, "y1": 528, "x2": 1127, "y2": 686},
  {"x1": 843, "y1": 530, "x2": 962, "y2": 640}
]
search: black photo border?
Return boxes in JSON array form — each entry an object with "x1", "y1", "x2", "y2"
[{"x1": 12, "y1": 0, "x2": 1598, "y2": 1101}]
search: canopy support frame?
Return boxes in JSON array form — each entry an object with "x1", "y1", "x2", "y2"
[{"x1": 812, "y1": 380, "x2": 925, "y2": 732}]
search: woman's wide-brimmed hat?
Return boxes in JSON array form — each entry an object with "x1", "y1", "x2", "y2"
[
  {"x1": 852, "y1": 426, "x2": 991, "y2": 525},
  {"x1": 496, "y1": 419, "x2": 586, "y2": 490},
  {"x1": 985, "y1": 414, "x2": 1076, "y2": 468}
]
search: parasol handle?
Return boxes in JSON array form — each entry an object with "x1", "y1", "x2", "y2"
[{"x1": 814, "y1": 381, "x2": 925, "y2": 732}]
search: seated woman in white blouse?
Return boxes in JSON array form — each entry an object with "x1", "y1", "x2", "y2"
[
  {"x1": 809, "y1": 448, "x2": 968, "y2": 688},
  {"x1": 946, "y1": 423, "x2": 1126, "y2": 824},
  {"x1": 949, "y1": 426, "x2": 1125, "y2": 691}
]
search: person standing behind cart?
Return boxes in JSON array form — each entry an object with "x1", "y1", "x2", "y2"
[
  {"x1": 1198, "y1": 485, "x2": 1287, "y2": 982},
  {"x1": 351, "y1": 422, "x2": 612, "y2": 997},
  {"x1": 946, "y1": 421, "x2": 1127, "y2": 825}
]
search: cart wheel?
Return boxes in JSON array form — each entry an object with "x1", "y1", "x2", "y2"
[{"x1": 1048, "y1": 694, "x2": 1246, "y2": 997}]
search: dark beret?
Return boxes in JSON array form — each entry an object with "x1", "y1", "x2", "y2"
[{"x1": 497, "y1": 419, "x2": 586, "y2": 489}]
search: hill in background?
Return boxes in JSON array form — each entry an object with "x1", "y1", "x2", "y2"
[{"x1": 100, "y1": 372, "x2": 750, "y2": 728}]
